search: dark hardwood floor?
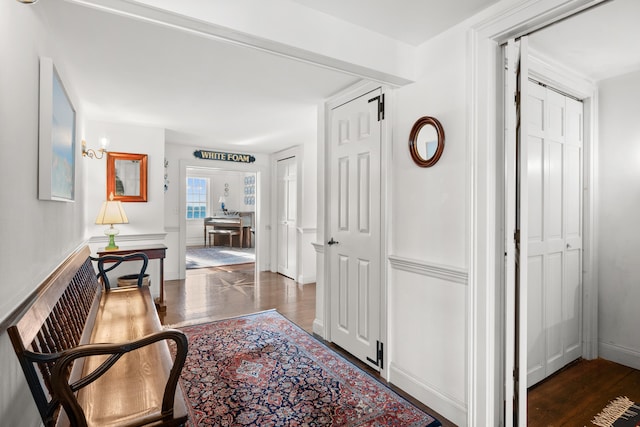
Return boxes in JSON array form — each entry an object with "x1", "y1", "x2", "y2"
[
  {"x1": 159, "y1": 263, "x2": 315, "y2": 330},
  {"x1": 161, "y1": 263, "x2": 640, "y2": 427},
  {"x1": 160, "y1": 262, "x2": 456, "y2": 427},
  {"x1": 528, "y1": 357, "x2": 640, "y2": 426}
]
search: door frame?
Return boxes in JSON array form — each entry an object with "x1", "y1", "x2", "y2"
[
  {"x1": 322, "y1": 80, "x2": 392, "y2": 379},
  {"x1": 468, "y1": 1, "x2": 603, "y2": 425},
  {"x1": 503, "y1": 44, "x2": 597, "y2": 421},
  {"x1": 272, "y1": 146, "x2": 301, "y2": 280},
  {"x1": 178, "y1": 158, "x2": 268, "y2": 279}
]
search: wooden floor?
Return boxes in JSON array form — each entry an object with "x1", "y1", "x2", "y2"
[
  {"x1": 160, "y1": 263, "x2": 456, "y2": 427},
  {"x1": 161, "y1": 264, "x2": 640, "y2": 427},
  {"x1": 159, "y1": 263, "x2": 315, "y2": 330},
  {"x1": 528, "y1": 357, "x2": 640, "y2": 426}
]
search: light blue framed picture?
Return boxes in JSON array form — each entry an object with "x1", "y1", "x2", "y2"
[{"x1": 38, "y1": 57, "x2": 76, "y2": 201}]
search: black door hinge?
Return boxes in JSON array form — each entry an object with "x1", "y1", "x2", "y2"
[
  {"x1": 367, "y1": 341, "x2": 384, "y2": 368},
  {"x1": 368, "y1": 94, "x2": 385, "y2": 121}
]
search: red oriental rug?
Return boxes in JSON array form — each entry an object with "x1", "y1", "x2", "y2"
[{"x1": 176, "y1": 310, "x2": 441, "y2": 426}]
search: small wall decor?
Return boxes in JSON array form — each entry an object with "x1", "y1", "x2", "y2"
[
  {"x1": 164, "y1": 158, "x2": 169, "y2": 192},
  {"x1": 107, "y1": 152, "x2": 148, "y2": 202},
  {"x1": 408, "y1": 116, "x2": 445, "y2": 168},
  {"x1": 244, "y1": 175, "x2": 255, "y2": 205},
  {"x1": 38, "y1": 57, "x2": 76, "y2": 201}
]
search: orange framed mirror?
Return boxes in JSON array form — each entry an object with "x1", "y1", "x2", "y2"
[{"x1": 106, "y1": 152, "x2": 148, "y2": 202}]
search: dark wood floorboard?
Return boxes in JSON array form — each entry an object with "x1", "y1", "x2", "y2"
[
  {"x1": 160, "y1": 263, "x2": 456, "y2": 427},
  {"x1": 162, "y1": 264, "x2": 640, "y2": 427},
  {"x1": 528, "y1": 358, "x2": 640, "y2": 426}
]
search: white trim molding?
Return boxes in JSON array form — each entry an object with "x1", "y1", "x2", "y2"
[
  {"x1": 599, "y1": 343, "x2": 640, "y2": 371},
  {"x1": 388, "y1": 255, "x2": 467, "y2": 285},
  {"x1": 390, "y1": 363, "x2": 467, "y2": 427},
  {"x1": 88, "y1": 232, "x2": 167, "y2": 244}
]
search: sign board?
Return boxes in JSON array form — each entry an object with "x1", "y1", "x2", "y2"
[{"x1": 193, "y1": 150, "x2": 255, "y2": 164}]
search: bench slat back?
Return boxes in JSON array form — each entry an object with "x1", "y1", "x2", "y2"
[{"x1": 8, "y1": 245, "x2": 101, "y2": 425}]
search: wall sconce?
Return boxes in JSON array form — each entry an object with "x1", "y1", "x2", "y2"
[{"x1": 82, "y1": 137, "x2": 108, "y2": 159}]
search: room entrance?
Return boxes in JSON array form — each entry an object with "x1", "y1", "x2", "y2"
[
  {"x1": 503, "y1": 30, "x2": 595, "y2": 426},
  {"x1": 184, "y1": 167, "x2": 256, "y2": 270}
]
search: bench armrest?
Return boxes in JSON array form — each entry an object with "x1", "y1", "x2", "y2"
[
  {"x1": 26, "y1": 329, "x2": 188, "y2": 427},
  {"x1": 91, "y1": 252, "x2": 149, "y2": 290}
]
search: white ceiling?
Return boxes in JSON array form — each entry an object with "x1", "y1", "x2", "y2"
[
  {"x1": 36, "y1": 0, "x2": 502, "y2": 153},
  {"x1": 529, "y1": 0, "x2": 640, "y2": 82},
  {"x1": 290, "y1": 0, "x2": 500, "y2": 46},
  {"x1": 34, "y1": 0, "x2": 640, "y2": 154}
]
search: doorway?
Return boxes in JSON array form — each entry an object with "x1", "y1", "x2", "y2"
[
  {"x1": 178, "y1": 160, "x2": 264, "y2": 281},
  {"x1": 276, "y1": 156, "x2": 297, "y2": 280},
  {"x1": 503, "y1": 34, "x2": 596, "y2": 424},
  {"x1": 185, "y1": 167, "x2": 257, "y2": 270},
  {"x1": 326, "y1": 83, "x2": 386, "y2": 371}
]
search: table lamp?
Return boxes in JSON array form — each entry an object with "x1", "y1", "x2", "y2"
[
  {"x1": 218, "y1": 196, "x2": 226, "y2": 211},
  {"x1": 95, "y1": 192, "x2": 129, "y2": 250}
]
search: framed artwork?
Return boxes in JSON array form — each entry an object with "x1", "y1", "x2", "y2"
[{"x1": 38, "y1": 57, "x2": 76, "y2": 201}]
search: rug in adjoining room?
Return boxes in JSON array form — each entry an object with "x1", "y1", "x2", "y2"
[
  {"x1": 186, "y1": 246, "x2": 255, "y2": 269},
  {"x1": 592, "y1": 396, "x2": 640, "y2": 427},
  {"x1": 177, "y1": 310, "x2": 441, "y2": 426}
]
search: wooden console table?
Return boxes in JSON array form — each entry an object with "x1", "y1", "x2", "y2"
[{"x1": 96, "y1": 244, "x2": 167, "y2": 311}]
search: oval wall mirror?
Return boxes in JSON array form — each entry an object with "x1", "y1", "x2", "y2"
[{"x1": 408, "y1": 116, "x2": 445, "y2": 167}]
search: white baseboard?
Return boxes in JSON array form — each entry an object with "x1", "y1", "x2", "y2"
[
  {"x1": 389, "y1": 363, "x2": 467, "y2": 427},
  {"x1": 599, "y1": 342, "x2": 640, "y2": 370},
  {"x1": 165, "y1": 271, "x2": 180, "y2": 281},
  {"x1": 312, "y1": 319, "x2": 324, "y2": 337},
  {"x1": 298, "y1": 274, "x2": 316, "y2": 284}
]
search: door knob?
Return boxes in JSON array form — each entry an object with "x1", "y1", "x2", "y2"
[{"x1": 327, "y1": 238, "x2": 339, "y2": 246}]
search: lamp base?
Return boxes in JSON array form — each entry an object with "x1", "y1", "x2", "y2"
[
  {"x1": 104, "y1": 234, "x2": 119, "y2": 250},
  {"x1": 104, "y1": 226, "x2": 120, "y2": 250}
]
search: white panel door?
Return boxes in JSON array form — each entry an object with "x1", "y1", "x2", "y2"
[
  {"x1": 526, "y1": 81, "x2": 583, "y2": 387},
  {"x1": 328, "y1": 88, "x2": 382, "y2": 370},
  {"x1": 277, "y1": 156, "x2": 297, "y2": 280}
]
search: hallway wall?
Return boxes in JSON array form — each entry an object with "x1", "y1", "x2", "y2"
[
  {"x1": 0, "y1": 2, "x2": 86, "y2": 425},
  {"x1": 597, "y1": 69, "x2": 640, "y2": 368}
]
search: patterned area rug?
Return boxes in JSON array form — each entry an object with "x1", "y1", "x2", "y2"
[
  {"x1": 592, "y1": 397, "x2": 640, "y2": 427},
  {"x1": 186, "y1": 246, "x2": 255, "y2": 269},
  {"x1": 177, "y1": 311, "x2": 441, "y2": 426}
]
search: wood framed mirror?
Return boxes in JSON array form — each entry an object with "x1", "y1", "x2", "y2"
[
  {"x1": 106, "y1": 152, "x2": 148, "y2": 202},
  {"x1": 408, "y1": 116, "x2": 445, "y2": 167}
]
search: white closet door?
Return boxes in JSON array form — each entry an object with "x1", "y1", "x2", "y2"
[
  {"x1": 527, "y1": 81, "x2": 583, "y2": 387},
  {"x1": 277, "y1": 156, "x2": 297, "y2": 280}
]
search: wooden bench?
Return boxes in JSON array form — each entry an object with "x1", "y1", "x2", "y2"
[
  {"x1": 208, "y1": 228, "x2": 241, "y2": 247},
  {"x1": 7, "y1": 245, "x2": 189, "y2": 427}
]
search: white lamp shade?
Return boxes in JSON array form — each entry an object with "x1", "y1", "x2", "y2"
[
  {"x1": 218, "y1": 196, "x2": 226, "y2": 203},
  {"x1": 95, "y1": 200, "x2": 129, "y2": 225}
]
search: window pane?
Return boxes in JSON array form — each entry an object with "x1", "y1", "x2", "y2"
[{"x1": 186, "y1": 177, "x2": 208, "y2": 220}]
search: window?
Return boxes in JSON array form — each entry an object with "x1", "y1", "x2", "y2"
[{"x1": 186, "y1": 177, "x2": 208, "y2": 219}]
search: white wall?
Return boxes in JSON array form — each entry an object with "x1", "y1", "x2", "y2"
[
  {"x1": 387, "y1": 27, "x2": 469, "y2": 426},
  {"x1": 84, "y1": 120, "x2": 166, "y2": 298},
  {"x1": 0, "y1": 2, "x2": 86, "y2": 424},
  {"x1": 597, "y1": 70, "x2": 640, "y2": 368}
]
